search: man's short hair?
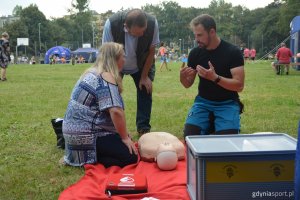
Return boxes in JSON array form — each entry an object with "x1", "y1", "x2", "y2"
[
  {"x1": 125, "y1": 9, "x2": 147, "y2": 29},
  {"x1": 190, "y1": 14, "x2": 217, "y2": 32},
  {"x1": 280, "y1": 42, "x2": 286, "y2": 47}
]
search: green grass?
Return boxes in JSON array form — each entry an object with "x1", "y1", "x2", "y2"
[{"x1": 0, "y1": 61, "x2": 299, "y2": 199}]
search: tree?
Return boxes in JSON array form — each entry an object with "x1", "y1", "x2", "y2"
[
  {"x1": 69, "y1": 0, "x2": 93, "y2": 47},
  {"x1": 19, "y1": 4, "x2": 49, "y2": 54},
  {"x1": 279, "y1": 0, "x2": 300, "y2": 35},
  {"x1": 2, "y1": 20, "x2": 28, "y2": 56},
  {"x1": 1, "y1": 0, "x2": 294, "y2": 59},
  {"x1": 144, "y1": 1, "x2": 184, "y2": 45},
  {"x1": 178, "y1": 7, "x2": 202, "y2": 51},
  {"x1": 161, "y1": 1, "x2": 183, "y2": 41},
  {"x1": 231, "y1": 6, "x2": 250, "y2": 46},
  {"x1": 48, "y1": 18, "x2": 73, "y2": 48},
  {"x1": 208, "y1": 0, "x2": 235, "y2": 42},
  {"x1": 240, "y1": 8, "x2": 266, "y2": 49},
  {"x1": 247, "y1": 1, "x2": 283, "y2": 57},
  {"x1": 70, "y1": 0, "x2": 90, "y2": 13},
  {"x1": 12, "y1": 5, "x2": 23, "y2": 17}
]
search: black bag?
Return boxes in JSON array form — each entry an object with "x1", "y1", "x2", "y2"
[{"x1": 51, "y1": 118, "x2": 65, "y2": 149}]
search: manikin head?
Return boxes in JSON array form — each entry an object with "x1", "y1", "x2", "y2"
[{"x1": 156, "y1": 142, "x2": 178, "y2": 171}]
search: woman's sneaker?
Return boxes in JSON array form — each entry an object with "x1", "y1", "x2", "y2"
[{"x1": 59, "y1": 156, "x2": 69, "y2": 166}]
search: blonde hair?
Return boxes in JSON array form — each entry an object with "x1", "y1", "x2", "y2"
[
  {"x1": 2, "y1": 32, "x2": 9, "y2": 39},
  {"x1": 84, "y1": 42, "x2": 124, "y2": 92}
]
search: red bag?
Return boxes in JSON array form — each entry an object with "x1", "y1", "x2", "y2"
[{"x1": 105, "y1": 173, "x2": 148, "y2": 196}]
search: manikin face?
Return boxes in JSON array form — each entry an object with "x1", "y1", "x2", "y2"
[
  {"x1": 117, "y1": 52, "x2": 125, "y2": 72},
  {"x1": 193, "y1": 24, "x2": 213, "y2": 49},
  {"x1": 125, "y1": 24, "x2": 147, "y2": 37}
]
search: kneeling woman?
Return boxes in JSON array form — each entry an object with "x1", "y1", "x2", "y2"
[{"x1": 62, "y1": 42, "x2": 138, "y2": 167}]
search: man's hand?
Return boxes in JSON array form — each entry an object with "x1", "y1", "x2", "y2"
[
  {"x1": 180, "y1": 66, "x2": 197, "y2": 88},
  {"x1": 196, "y1": 61, "x2": 218, "y2": 81},
  {"x1": 139, "y1": 76, "x2": 152, "y2": 94}
]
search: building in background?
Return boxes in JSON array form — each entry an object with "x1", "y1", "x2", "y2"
[{"x1": 0, "y1": 15, "x2": 19, "y2": 28}]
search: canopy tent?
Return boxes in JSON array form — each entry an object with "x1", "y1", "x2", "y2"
[
  {"x1": 44, "y1": 46, "x2": 71, "y2": 64},
  {"x1": 291, "y1": 16, "x2": 300, "y2": 35},
  {"x1": 72, "y1": 48, "x2": 98, "y2": 63},
  {"x1": 290, "y1": 16, "x2": 300, "y2": 69}
]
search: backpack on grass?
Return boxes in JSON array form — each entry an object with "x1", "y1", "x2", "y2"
[{"x1": 51, "y1": 118, "x2": 65, "y2": 149}]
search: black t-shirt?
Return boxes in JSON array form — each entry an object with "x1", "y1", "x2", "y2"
[{"x1": 188, "y1": 40, "x2": 244, "y2": 101}]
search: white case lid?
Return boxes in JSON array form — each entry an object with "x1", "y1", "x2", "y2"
[{"x1": 186, "y1": 133, "x2": 297, "y2": 157}]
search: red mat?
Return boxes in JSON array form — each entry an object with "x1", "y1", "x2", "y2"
[{"x1": 59, "y1": 158, "x2": 190, "y2": 200}]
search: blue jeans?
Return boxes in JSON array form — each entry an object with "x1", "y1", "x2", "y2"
[
  {"x1": 122, "y1": 70, "x2": 152, "y2": 132},
  {"x1": 295, "y1": 121, "x2": 300, "y2": 200}
]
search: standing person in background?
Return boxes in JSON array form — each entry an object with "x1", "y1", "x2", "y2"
[
  {"x1": 102, "y1": 8, "x2": 160, "y2": 136},
  {"x1": 276, "y1": 42, "x2": 293, "y2": 75},
  {"x1": 157, "y1": 42, "x2": 171, "y2": 72},
  {"x1": 71, "y1": 54, "x2": 76, "y2": 66},
  {"x1": 180, "y1": 14, "x2": 244, "y2": 137},
  {"x1": 10, "y1": 54, "x2": 14, "y2": 64},
  {"x1": 250, "y1": 48, "x2": 256, "y2": 62},
  {"x1": 50, "y1": 55, "x2": 55, "y2": 65},
  {"x1": 180, "y1": 54, "x2": 188, "y2": 69},
  {"x1": 88, "y1": 53, "x2": 93, "y2": 63},
  {"x1": 62, "y1": 42, "x2": 138, "y2": 168},
  {"x1": 270, "y1": 53, "x2": 279, "y2": 73},
  {"x1": 243, "y1": 47, "x2": 250, "y2": 64},
  {"x1": 30, "y1": 56, "x2": 36, "y2": 65},
  {"x1": 60, "y1": 56, "x2": 66, "y2": 64},
  {"x1": 0, "y1": 32, "x2": 11, "y2": 81},
  {"x1": 240, "y1": 45, "x2": 244, "y2": 55}
]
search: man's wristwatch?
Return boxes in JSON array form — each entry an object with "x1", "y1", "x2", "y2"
[{"x1": 214, "y1": 75, "x2": 221, "y2": 83}]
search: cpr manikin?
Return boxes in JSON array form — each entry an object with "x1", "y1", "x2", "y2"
[{"x1": 138, "y1": 132, "x2": 185, "y2": 171}]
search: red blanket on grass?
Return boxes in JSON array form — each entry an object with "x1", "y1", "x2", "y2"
[{"x1": 59, "y1": 159, "x2": 190, "y2": 200}]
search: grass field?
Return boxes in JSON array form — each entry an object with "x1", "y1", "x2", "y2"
[{"x1": 0, "y1": 61, "x2": 299, "y2": 199}]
